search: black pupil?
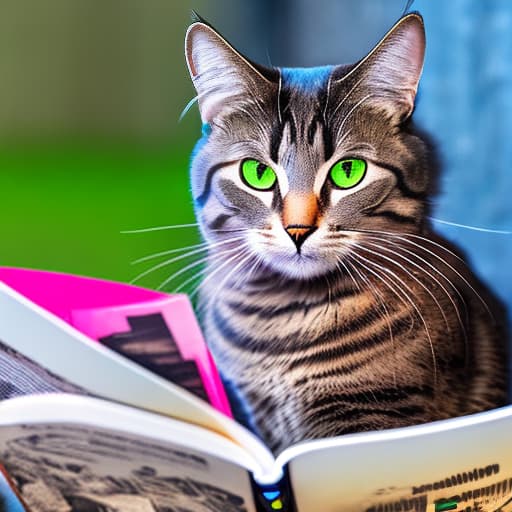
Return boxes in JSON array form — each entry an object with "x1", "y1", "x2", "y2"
[
  {"x1": 256, "y1": 163, "x2": 267, "y2": 180},
  {"x1": 342, "y1": 160, "x2": 353, "y2": 178}
]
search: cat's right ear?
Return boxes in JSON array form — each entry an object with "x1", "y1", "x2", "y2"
[
  {"x1": 185, "y1": 22, "x2": 274, "y2": 124},
  {"x1": 331, "y1": 13, "x2": 425, "y2": 121}
]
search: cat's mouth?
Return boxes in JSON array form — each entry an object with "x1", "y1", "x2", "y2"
[
  {"x1": 284, "y1": 253, "x2": 335, "y2": 279},
  {"x1": 247, "y1": 227, "x2": 353, "y2": 281}
]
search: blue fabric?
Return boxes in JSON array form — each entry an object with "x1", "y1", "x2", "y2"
[
  {"x1": 413, "y1": 0, "x2": 512, "y2": 322},
  {"x1": 0, "y1": 473, "x2": 24, "y2": 512}
]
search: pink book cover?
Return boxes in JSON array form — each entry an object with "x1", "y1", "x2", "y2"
[{"x1": 0, "y1": 266, "x2": 232, "y2": 418}]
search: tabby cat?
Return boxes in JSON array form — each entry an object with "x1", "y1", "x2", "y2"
[{"x1": 185, "y1": 13, "x2": 508, "y2": 454}]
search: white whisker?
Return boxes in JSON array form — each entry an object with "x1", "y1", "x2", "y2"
[
  {"x1": 179, "y1": 95, "x2": 199, "y2": 122},
  {"x1": 232, "y1": 251, "x2": 264, "y2": 291},
  {"x1": 171, "y1": 248, "x2": 244, "y2": 295},
  {"x1": 130, "y1": 240, "x2": 241, "y2": 285},
  {"x1": 364, "y1": 235, "x2": 469, "y2": 344},
  {"x1": 277, "y1": 71, "x2": 283, "y2": 125},
  {"x1": 156, "y1": 254, "x2": 214, "y2": 291},
  {"x1": 121, "y1": 223, "x2": 199, "y2": 234},
  {"x1": 195, "y1": 248, "x2": 254, "y2": 315},
  {"x1": 352, "y1": 240, "x2": 451, "y2": 336},
  {"x1": 348, "y1": 228, "x2": 466, "y2": 264},
  {"x1": 322, "y1": 73, "x2": 332, "y2": 123},
  {"x1": 340, "y1": 227, "x2": 492, "y2": 320},
  {"x1": 331, "y1": 75, "x2": 366, "y2": 119},
  {"x1": 430, "y1": 217, "x2": 512, "y2": 235},
  {"x1": 380, "y1": 231, "x2": 493, "y2": 321},
  {"x1": 336, "y1": 256, "x2": 362, "y2": 293},
  {"x1": 350, "y1": 249, "x2": 438, "y2": 388},
  {"x1": 156, "y1": 246, "x2": 241, "y2": 291},
  {"x1": 131, "y1": 236, "x2": 245, "y2": 265},
  {"x1": 131, "y1": 242, "x2": 208, "y2": 265},
  {"x1": 335, "y1": 93, "x2": 373, "y2": 142},
  {"x1": 323, "y1": 272, "x2": 333, "y2": 315},
  {"x1": 343, "y1": 255, "x2": 397, "y2": 387},
  {"x1": 171, "y1": 267, "x2": 209, "y2": 294}
]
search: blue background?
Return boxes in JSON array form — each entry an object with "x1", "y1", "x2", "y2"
[{"x1": 415, "y1": 0, "x2": 512, "y2": 320}]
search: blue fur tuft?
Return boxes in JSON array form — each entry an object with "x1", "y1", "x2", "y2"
[
  {"x1": 202, "y1": 123, "x2": 212, "y2": 137},
  {"x1": 280, "y1": 66, "x2": 333, "y2": 92}
]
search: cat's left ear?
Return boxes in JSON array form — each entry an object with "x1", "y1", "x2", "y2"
[
  {"x1": 185, "y1": 21, "x2": 275, "y2": 124},
  {"x1": 333, "y1": 13, "x2": 425, "y2": 120}
]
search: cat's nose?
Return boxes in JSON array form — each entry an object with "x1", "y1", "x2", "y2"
[
  {"x1": 282, "y1": 192, "x2": 319, "y2": 252},
  {"x1": 285, "y1": 225, "x2": 317, "y2": 251}
]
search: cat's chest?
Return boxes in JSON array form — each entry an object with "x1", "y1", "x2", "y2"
[
  {"x1": 201, "y1": 271, "x2": 444, "y2": 398},
  {"x1": 203, "y1": 280, "x2": 389, "y2": 369}
]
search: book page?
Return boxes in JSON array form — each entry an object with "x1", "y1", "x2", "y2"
[
  {"x1": 0, "y1": 394, "x2": 258, "y2": 512},
  {"x1": 0, "y1": 266, "x2": 232, "y2": 415},
  {"x1": 278, "y1": 405, "x2": 512, "y2": 512},
  {"x1": 0, "y1": 339, "x2": 89, "y2": 399},
  {"x1": 0, "y1": 282, "x2": 274, "y2": 471}
]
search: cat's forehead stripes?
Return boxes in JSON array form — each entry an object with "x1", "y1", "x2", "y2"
[
  {"x1": 271, "y1": 67, "x2": 334, "y2": 192},
  {"x1": 187, "y1": 13, "x2": 431, "y2": 238}
]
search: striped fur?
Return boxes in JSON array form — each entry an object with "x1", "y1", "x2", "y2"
[{"x1": 185, "y1": 14, "x2": 508, "y2": 453}]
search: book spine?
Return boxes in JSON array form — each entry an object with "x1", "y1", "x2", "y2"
[{"x1": 250, "y1": 467, "x2": 297, "y2": 512}]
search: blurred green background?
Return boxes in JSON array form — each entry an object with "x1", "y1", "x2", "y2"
[
  {"x1": 0, "y1": 0, "x2": 407, "y2": 293},
  {"x1": 0, "y1": 0, "x2": 207, "y2": 291}
]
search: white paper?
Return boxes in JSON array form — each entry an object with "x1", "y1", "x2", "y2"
[
  {"x1": 281, "y1": 405, "x2": 512, "y2": 512},
  {"x1": 0, "y1": 281, "x2": 274, "y2": 472},
  {"x1": 0, "y1": 394, "x2": 258, "y2": 512}
]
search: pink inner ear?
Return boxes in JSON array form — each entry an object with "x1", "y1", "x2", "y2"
[
  {"x1": 185, "y1": 24, "x2": 203, "y2": 78},
  {"x1": 186, "y1": 24, "x2": 221, "y2": 80},
  {"x1": 401, "y1": 20, "x2": 426, "y2": 87}
]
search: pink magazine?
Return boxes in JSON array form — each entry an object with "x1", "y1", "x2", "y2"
[{"x1": 0, "y1": 267, "x2": 232, "y2": 417}]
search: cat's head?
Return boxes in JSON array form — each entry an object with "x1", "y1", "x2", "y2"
[{"x1": 185, "y1": 14, "x2": 429, "y2": 280}]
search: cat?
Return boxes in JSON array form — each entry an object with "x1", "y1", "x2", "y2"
[{"x1": 184, "y1": 12, "x2": 509, "y2": 454}]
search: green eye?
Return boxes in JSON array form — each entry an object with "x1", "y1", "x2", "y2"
[
  {"x1": 240, "y1": 159, "x2": 277, "y2": 191},
  {"x1": 329, "y1": 158, "x2": 367, "y2": 189}
]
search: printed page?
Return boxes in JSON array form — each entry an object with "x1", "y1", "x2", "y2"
[
  {"x1": 0, "y1": 394, "x2": 259, "y2": 512},
  {"x1": 0, "y1": 339, "x2": 89, "y2": 400},
  {"x1": 278, "y1": 405, "x2": 512, "y2": 512},
  {"x1": 0, "y1": 282, "x2": 274, "y2": 470}
]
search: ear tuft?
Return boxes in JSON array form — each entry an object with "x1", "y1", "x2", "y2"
[{"x1": 190, "y1": 10, "x2": 205, "y2": 24}]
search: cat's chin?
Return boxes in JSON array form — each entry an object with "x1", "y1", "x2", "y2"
[{"x1": 265, "y1": 253, "x2": 340, "y2": 281}]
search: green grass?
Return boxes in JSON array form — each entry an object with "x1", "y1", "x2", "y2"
[{"x1": 0, "y1": 143, "x2": 203, "y2": 291}]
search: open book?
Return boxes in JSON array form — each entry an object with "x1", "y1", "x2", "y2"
[{"x1": 0, "y1": 267, "x2": 511, "y2": 512}]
